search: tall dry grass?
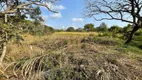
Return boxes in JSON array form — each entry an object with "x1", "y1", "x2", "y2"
[{"x1": 0, "y1": 32, "x2": 142, "y2": 80}]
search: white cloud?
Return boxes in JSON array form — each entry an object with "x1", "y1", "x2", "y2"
[
  {"x1": 71, "y1": 23, "x2": 76, "y2": 29},
  {"x1": 41, "y1": 2, "x2": 53, "y2": 9},
  {"x1": 72, "y1": 18, "x2": 84, "y2": 22},
  {"x1": 52, "y1": 5, "x2": 66, "y2": 10},
  {"x1": 49, "y1": 13, "x2": 62, "y2": 18},
  {"x1": 42, "y1": 3, "x2": 65, "y2": 11},
  {"x1": 41, "y1": 13, "x2": 62, "y2": 20},
  {"x1": 46, "y1": 2, "x2": 52, "y2": 8},
  {"x1": 42, "y1": 15, "x2": 49, "y2": 21}
]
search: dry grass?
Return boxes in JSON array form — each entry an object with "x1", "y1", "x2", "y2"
[
  {"x1": 54, "y1": 32, "x2": 98, "y2": 36},
  {"x1": 0, "y1": 32, "x2": 142, "y2": 80}
]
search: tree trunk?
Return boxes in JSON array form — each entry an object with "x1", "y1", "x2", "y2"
[
  {"x1": 4, "y1": 14, "x2": 7, "y2": 23},
  {"x1": 0, "y1": 14, "x2": 8, "y2": 66},
  {"x1": 125, "y1": 25, "x2": 139, "y2": 44},
  {"x1": 0, "y1": 42, "x2": 7, "y2": 66}
]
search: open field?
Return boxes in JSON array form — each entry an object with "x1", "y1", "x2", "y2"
[
  {"x1": 54, "y1": 32, "x2": 98, "y2": 36},
  {"x1": 0, "y1": 32, "x2": 142, "y2": 80},
  {"x1": 1, "y1": 0, "x2": 142, "y2": 80}
]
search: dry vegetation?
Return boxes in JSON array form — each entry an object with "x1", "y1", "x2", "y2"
[{"x1": 0, "y1": 32, "x2": 142, "y2": 80}]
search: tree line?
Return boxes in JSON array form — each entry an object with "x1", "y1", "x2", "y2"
[{"x1": 61, "y1": 23, "x2": 142, "y2": 36}]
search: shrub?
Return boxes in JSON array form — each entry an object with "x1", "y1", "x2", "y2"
[
  {"x1": 134, "y1": 36, "x2": 142, "y2": 41},
  {"x1": 76, "y1": 28, "x2": 85, "y2": 32},
  {"x1": 93, "y1": 37, "x2": 122, "y2": 46},
  {"x1": 98, "y1": 33, "x2": 104, "y2": 37},
  {"x1": 109, "y1": 25, "x2": 123, "y2": 33},
  {"x1": 97, "y1": 32, "x2": 112, "y2": 37},
  {"x1": 102, "y1": 32, "x2": 112, "y2": 37},
  {"x1": 135, "y1": 29, "x2": 142, "y2": 36}
]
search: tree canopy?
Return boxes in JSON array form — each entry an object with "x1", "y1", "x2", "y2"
[
  {"x1": 97, "y1": 22, "x2": 108, "y2": 32},
  {"x1": 84, "y1": 23, "x2": 94, "y2": 32},
  {"x1": 66, "y1": 27, "x2": 75, "y2": 32},
  {"x1": 0, "y1": 0, "x2": 58, "y2": 21}
]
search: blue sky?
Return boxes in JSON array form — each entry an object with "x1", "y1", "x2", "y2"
[{"x1": 40, "y1": 0, "x2": 128, "y2": 29}]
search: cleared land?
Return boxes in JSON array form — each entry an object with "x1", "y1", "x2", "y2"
[{"x1": 0, "y1": 32, "x2": 142, "y2": 80}]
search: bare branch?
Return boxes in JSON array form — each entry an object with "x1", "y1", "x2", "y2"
[
  {"x1": 0, "y1": 1, "x2": 57, "y2": 14},
  {"x1": 85, "y1": 0, "x2": 142, "y2": 44},
  {"x1": 85, "y1": 0, "x2": 142, "y2": 25}
]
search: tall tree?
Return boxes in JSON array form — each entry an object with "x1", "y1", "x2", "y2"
[
  {"x1": 85, "y1": 0, "x2": 142, "y2": 44},
  {"x1": 97, "y1": 22, "x2": 108, "y2": 32},
  {"x1": 84, "y1": 23, "x2": 94, "y2": 32},
  {"x1": 0, "y1": 0, "x2": 59, "y2": 66},
  {"x1": 66, "y1": 27, "x2": 75, "y2": 32}
]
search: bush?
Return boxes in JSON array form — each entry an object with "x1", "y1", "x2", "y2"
[
  {"x1": 97, "y1": 33, "x2": 103, "y2": 37},
  {"x1": 134, "y1": 36, "x2": 142, "y2": 41},
  {"x1": 93, "y1": 37, "x2": 122, "y2": 46},
  {"x1": 97, "y1": 32, "x2": 122, "y2": 39},
  {"x1": 97, "y1": 32, "x2": 112, "y2": 37},
  {"x1": 109, "y1": 25, "x2": 123, "y2": 33},
  {"x1": 135, "y1": 29, "x2": 142, "y2": 36},
  {"x1": 122, "y1": 24, "x2": 132, "y2": 33},
  {"x1": 102, "y1": 32, "x2": 112, "y2": 37},
  {"x1": 76, "y1": 28, "x2": 85, "y2": 32}
]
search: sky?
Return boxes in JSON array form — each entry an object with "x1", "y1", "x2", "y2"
[{"x1": 40, "y1": 0, "x2": 128, "y2": 29}]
